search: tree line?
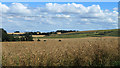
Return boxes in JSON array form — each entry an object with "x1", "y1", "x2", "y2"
[
  {"x1": 0, "y1": 28, "x2": 33, "y2": 42},
  {"x1": 24, "y1": 30, "x2": 77, "y2": 35},
  {"x1": 0, "y1": 28, "x2": 77, "y2": 42}
]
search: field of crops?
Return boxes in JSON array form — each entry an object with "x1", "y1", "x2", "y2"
[{"x1": 2, "y1": 37, "x2": 120, "y2": 66}]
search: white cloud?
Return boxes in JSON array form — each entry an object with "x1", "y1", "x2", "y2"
[
  {"x1": 88, "y1": 5, "x2": 102, "y2": 13},
  {"x1": 8, "y1": 20, "x2": 14, "y2": 22},
  {"x1": 9, "y1": 3, "x2": 31, "y2": 14},
  {"x1": 80, "y1": 19, "x2": 89, "y2": 23},
  {"x1": 7, "y1": 16, "x2": 13, "y2": 19},
  {"x1": 1, "y1": 2, "x2": 118, "y2": 32},
  {"x1": 0, "y1": 2, "x2": 9, "y2": 13},
  {"x1": 56, "y1": 14, "x2": 70, "y2": 18},
  {"x1": 113, "y1": 7, "x2": 118, "y2": 11},
  {"x1": 46, "y1": 3, "x2": 88, "y2": 14}
]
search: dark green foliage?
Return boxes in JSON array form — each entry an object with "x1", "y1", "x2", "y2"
[
  {"x1": 97, "y1": 31, "x2": 105, "y2": 35},
  {"x1": 20, "y1": 36, "x2": 26, "y2": 41},
  {"x1": 1, "y1": 28, "x2": 33, "y2": 42},
  {"x1": 13, "y1": 37, "x2": 20, "y2": 41},
  {"x1": 1, "y1": 28, "x2": 9, "y2": 41},
  {"x1": 14, "y1": 31, "x2": 20, "y2": 33},
  {"x1": 56, "y1": 30, "x2": 76, "y2": 33},
  {"x1": 1, "y1": 28, "x2": 120, "y2": 41},
  {"x1": 1, "y1": 28, "x2": 14, "y2": 41},
  {"x1": 111, "y1": 61, "x2": 120, "y2": 66},
  {"x1": 24, "y1": 33, "x2": 33, "y2": 41}
]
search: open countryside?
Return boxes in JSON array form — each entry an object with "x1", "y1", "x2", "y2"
[
  {"x1": 1, "y1": 2, "x2": 119, "y2": 67},
  {"x1": 1, "y1": 29, "x2": 120, "y2": 66}
]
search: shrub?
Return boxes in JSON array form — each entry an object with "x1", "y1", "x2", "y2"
[
  {"x1": 58, "y1": 40, "x2": 61, "y2": 42},
  {"x1": 37, "y1": 39, "x2": 40, "y2": 41}
]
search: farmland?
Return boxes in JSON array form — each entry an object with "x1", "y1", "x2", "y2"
[
  {"x1": 2, "y1": 37, "x2": 120, "y2": 66},
  {"x1": 36, "y1": 29, "x2": 120, "y2": 39}
]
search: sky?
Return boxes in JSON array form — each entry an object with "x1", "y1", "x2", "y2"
[
  {"x1": 1, "y1": 0, "x2": 119, "y2": 2},
  {"x1": 0, "y1": 2, "x2": 118, "y2": 32}
]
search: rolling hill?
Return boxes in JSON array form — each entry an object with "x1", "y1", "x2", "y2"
[{"x1": 37, "y1": 29, "x2": 120, "y2": 38}]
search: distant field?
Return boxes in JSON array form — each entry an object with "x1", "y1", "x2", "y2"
[
  {"x1": 2, "y1": 37, "x2": 120, "y2": 66},
  {"x1": 35, "y1": 29, "x2": 120, "y2": 39}
]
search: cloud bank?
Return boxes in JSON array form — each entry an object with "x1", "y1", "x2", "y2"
[{"x1": 0, "y1": 2, "x2": 118, "y2": 32}]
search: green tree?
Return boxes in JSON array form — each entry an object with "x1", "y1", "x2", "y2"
[
  {"x1": 24, "y1": 33, "x2": 33, "y2": 41},
  {"x1": 20, "y1": 36, "x2": 26, "y2": 41},
  {"x1": 1, "y1": 28, "x2": 14, "y2": 41}
]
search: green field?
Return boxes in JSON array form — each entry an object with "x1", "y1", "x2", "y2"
[{"x1": 35, "y1": 29, "x2": 120, "y2": 39}]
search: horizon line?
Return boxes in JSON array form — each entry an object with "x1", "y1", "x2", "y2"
[{"x1": 3, "y1": 28, "x2": 119, "y2": 33}]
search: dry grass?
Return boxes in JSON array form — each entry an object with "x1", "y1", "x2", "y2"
[{"x1": 2, "y1": 37, "x2": 120, "y2": 66}]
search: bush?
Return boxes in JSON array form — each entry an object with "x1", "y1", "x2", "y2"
[
  {"x1": 1, "y1": 28, "x2": 14, "y2": 41},
  {"x1": 44, "y1": 40, "x2": 46, "y2": 42},
  {"x1": 24, "y1": 33, "x2": 33, "y2": 41},
  {"x1": 37, "y1": 39, "x2": 40, "y2": 41},
  {"x1": 58, "y1": 40, "x2": 61, "y2": 42},
  {"x1": 20, "y1": 37, "x2": 26, "y2": 41}
]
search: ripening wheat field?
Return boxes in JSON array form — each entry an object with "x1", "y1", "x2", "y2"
[{"x1": 2, "y1": 37, "x2": 120, "y2": 66}]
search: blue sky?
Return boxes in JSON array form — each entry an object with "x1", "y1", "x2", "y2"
[
  {"x1": 0, "y1": 2, "x2": 118, "y2": 32},
  {"x1": 2, "y1": 2, "x2": 118, "y2": 11},
  {"x1": 1, "y1": 0, "x2": 119, "y2": 2}
]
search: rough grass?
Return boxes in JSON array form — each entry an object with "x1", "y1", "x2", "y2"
[{"x1": 2, "y1": 37, "x2": 120, "y2": 66}]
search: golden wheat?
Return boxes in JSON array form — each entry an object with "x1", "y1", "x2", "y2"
[{"x1": 2, "y1": 37, "x2": 120, "y2": 66}]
